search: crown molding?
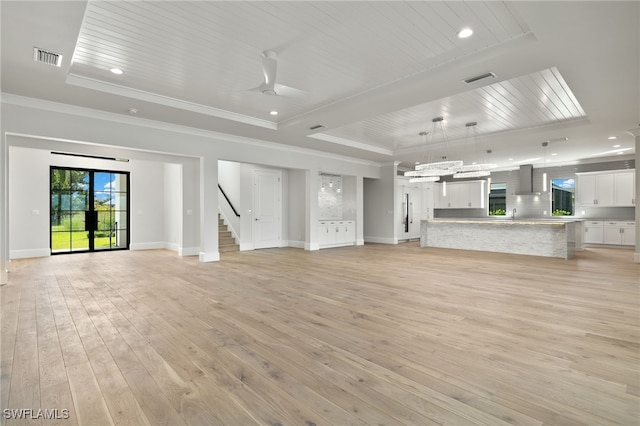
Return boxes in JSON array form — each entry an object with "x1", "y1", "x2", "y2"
[
  {"x1": 66, "y1": 73, "x2": 277, "y2": 130},
  {"x1": 1, "y1": 93, "x2": 382, "y2": 168}
]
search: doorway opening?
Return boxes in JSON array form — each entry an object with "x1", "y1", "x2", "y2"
[{"x1": 50, "y1": 167, "x2": 130, "y2": 253}]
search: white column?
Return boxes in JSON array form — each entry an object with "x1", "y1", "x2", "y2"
[
  {"x1": 306, "y1": 169, "x2": 319, "y2": 251},
  {"x1": 356, "y1": 175, "x2": 364, "y2": 246},
  {"x1": 0, "y1": 133, "x2": 8, "y2": 284},
  {"x1": 629, "y1": 127, "x2": 640, "y2": 263},
  {"x1": 199, "y1": 154, "x2": 219, "y2": 262}
]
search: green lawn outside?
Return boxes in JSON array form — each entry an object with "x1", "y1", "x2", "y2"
[{"x1": 51, "y1": 228, "x2": 116, "y2": 251}]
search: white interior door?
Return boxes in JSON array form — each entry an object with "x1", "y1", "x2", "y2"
[{"x1": 253, "y1": 169, "x2": 281, "y2": 249}]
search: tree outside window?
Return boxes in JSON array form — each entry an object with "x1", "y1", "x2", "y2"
[
  {"x1": 551, "y1": 178, "x2": 575, "y2": 216},
  {"x1": 488, "y1": 182, "x2": 507, "y2": 216}
]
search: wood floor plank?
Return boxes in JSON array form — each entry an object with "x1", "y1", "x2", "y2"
[
  {"x1": 1, "y1": 244, "x2": 638, "y2": 425},
  {"x1": 66, "y1": 362, "x2": 113, "y2": 426}
]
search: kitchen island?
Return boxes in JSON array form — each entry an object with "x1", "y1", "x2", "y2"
[{"x1": 420, "y1": 219, "x2": 578, "y2": 259}]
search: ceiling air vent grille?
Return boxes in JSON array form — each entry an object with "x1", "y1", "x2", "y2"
[
  {"x1": 463, "y1": 72, "x2": 496, "y2": 85},
  {"x1": 33, "y1": 47, "x2": 63, "y2": 67}
]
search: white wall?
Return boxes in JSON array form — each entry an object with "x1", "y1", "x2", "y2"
[
  {"x1": 363, "y1": 162, "x2": 398, "y2": 244},
  {"x1": 0, "y1": 96, "x2": 384, "y2": 268},
  {"x1": 8, "y1": 144, "x2": 166, "y2": 258},
  {"x1": 288, "y1": 169, "x2": 307, "y2": 248},
  {"x1": 218, "y1": 160, "x2": 241, "y2": 209},
  {"x1": 164, "y1": 163, "x2": 182, "y2": 252}
]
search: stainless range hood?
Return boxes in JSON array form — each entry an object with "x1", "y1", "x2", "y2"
[{"x1": 515, "y1": 164, "x2": 541, "y2": 195}]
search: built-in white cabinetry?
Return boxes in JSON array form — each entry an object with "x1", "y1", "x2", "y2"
[
  {"x1": 604, "y1": 221, "x2": 636, "y2": 246},
  {"x1": 436, "y1": 180, "x2": 486, "y2": 209},
  {"x1": 614, "y1": 171, "x2": 636, "y2": 206},
  {"x1": 319, "y1": 221, "x2": 356, "y2": 248},
  {"x1": 584, "y1": 220, "x2": 635, "y2": 246},
  {"x1": 577, "y1": 170, "x2": 635, "y2": 207},
  {"x1": 583, "y1": 221, "x2": 605, "y2": 244}
]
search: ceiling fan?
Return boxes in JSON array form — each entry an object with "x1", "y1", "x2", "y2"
[{"x1": 248, "y1": 50, "x2": 310, "y2": 100}]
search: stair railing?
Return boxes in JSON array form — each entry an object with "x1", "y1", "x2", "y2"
[{"x1": 218, "y1": 184, "x2": 240, "y2": 217}]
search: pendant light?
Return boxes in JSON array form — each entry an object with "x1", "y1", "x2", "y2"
[
  {"x1": 453, "y1": 122, "x2": 497, "y2": 178},
  {"x1": 542, "y1": 141, "x2": 548, "y2": 192}
]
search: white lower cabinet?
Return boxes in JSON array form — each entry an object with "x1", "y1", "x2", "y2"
[
  {"x1": 319, "y1": 221, "x2": 356, "y2": 248},
  {"x1": 584, "y1": 221, "x2": 635, "y2": 246},
  {"x1": 584, "y1": 221, "x2": 604, "y2": 244},
  {"x1": 604, "y1": 221, "x2": 636, "y2": 246}
]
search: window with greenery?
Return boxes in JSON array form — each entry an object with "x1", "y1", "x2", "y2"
[
  {"x1": 551, "y1": 178, "x2": 575, "y2": 216},
  {"x1": 488, "y1": 182, "x2": 506, "y2": 215}
]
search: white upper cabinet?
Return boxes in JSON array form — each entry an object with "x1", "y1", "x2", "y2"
[
  {"x1": 436, "y1": 180, "x2": 485, "y2": 209},
  {"x1": 577, "y1": 170, "x2": 635, "y2": 207},
  {"x1": 614, "y1": 171, "x2": 636, "y2": 206}
]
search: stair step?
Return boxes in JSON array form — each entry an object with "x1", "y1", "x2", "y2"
[
  {"x1": 218, "y1": 214, "x2": 238, "y2": 252},
  {"x1": 219, "y1": 236, "x2": 236, "y2": 245}
]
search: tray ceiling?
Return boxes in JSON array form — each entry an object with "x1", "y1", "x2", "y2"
[{"x1": 1, "y1": 1, "x2": 638, "y2": 169}]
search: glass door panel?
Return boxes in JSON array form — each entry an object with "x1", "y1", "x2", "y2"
[
  {"x1": 93, "y1": 172, "x2": 129, "y2": 251},
  {"x1": 51, "y1": 167, "x2": 129, "y2": 254},
  {"x1": 50, "y1": 169, "x2": 90, "y2": 253}
]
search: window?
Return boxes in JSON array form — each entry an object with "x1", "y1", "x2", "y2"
[
  {"x1": 551, "y1": 178, "x2": 575, "y2": 216},
  {"x1": 488, "y1": 182, "x2": 506, "y2": 215}
]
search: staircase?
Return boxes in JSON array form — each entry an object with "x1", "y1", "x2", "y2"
[{"x1": 218, "y1": 214, "x2": 239, "y2": 252}]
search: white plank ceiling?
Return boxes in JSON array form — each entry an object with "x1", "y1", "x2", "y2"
[{"x1": 1, "y1": 1, "x2": 638, "y2": 169}]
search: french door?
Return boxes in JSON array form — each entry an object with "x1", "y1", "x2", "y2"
[{"x1": 50, "y1": 167, "x2": 130, "y2": 254}]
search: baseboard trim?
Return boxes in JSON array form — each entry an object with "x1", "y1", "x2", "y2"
[
  {"x1": 179, "y1": 246, "x2": 200, "y2": 256},
  {"x1": 288, "y1": 240, "x2": 305, "y2": 249},
  {"x1": 10, "y1": 248, "x2": 50, "y2": 259},
  {"x1": 356, "y1": 238, "x2": 365, "y2": 246},
  {"x1": 199, "y1": 251, "x2": 220, "y2": 262},
  {"x1": 363, "y1": 236, "x2": 397, "y2": 244},
  {"x1": 130, "y1": 242, "x2": 165, "y2": 251},
  {"x1": 305, "y1": 242, "x2": 320, "y2": 251},
  {"x1": 635, "y1": 252, "x2": 640, "y2": 263}
]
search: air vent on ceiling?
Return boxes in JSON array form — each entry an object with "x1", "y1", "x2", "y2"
[
  {"x1": 463, "y1": 72, "x2": 496, "y2": 85},
  {"x1": 33, "y1": 47, "x2": 63, "y2": 67}
]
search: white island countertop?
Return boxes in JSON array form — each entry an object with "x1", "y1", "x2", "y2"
[{"x1": 421, "y1": 219, "x2": 578, "y2": 259}]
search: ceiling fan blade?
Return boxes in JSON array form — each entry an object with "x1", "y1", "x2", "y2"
[
  {"x1": 274, "y1": 83, "x2": 311, "y2": 100},
  {"x1": 261, "y1": 52, "x2": 277, "y2": 93}
]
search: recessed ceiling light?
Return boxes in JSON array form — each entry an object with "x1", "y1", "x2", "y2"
[
  {"x1": 110, "y1": 68, "x2": 124, "y2": 75},
  {"x1": 617, "y1": 151, "x2": 624, "y2": 155},
  {"x1": 551, "y1": 153, "x2": 557, "y2": 156},
  {"x1": 613, "y1": 144, "x2": 621, "y2": 148},
  {"x1": 608, "y1": 136, "x2": 617, "y2": 140},
  {"x1": 457, "y1": 27, "x2": 473, "y2": 39},
  {"x1": 508, "y1": 158, "x2": 514, "y2": 161},
  {"x1": 270, "y1": 110, "x2": 278, "y2": 116}
]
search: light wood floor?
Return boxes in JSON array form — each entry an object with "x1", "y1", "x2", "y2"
[{"x1": 1, "y1": 243, "x2": 639, "y2": 425}]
